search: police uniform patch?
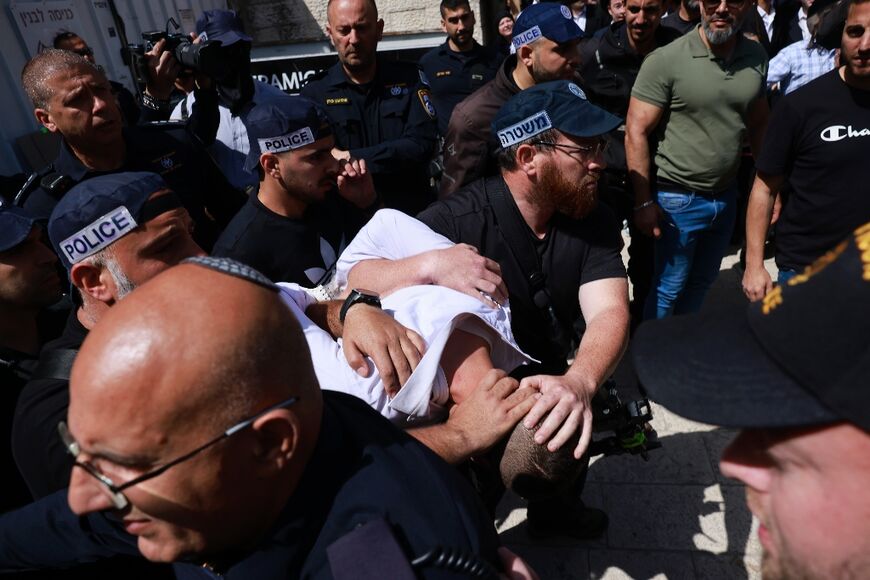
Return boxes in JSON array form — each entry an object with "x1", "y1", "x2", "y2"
[
  {"x1": 436, "y1": 70, "x2": 452, "y2": 78},
  {"x1": 391, "y1": 86, "x2": 402, "y2": 96},
  {"x1": 561, "y1": 5, "x2": 572, "y2": 18},
  {"x1": 568, "y1": 83, "x2": 587, "y2": 100},
  {"x1": 258, "y1": 127, "x2": 316, "y2": 154},
  {"x1": 326, "y1": 97, "x2": 350, "y2": 105},
  {"x1": 417, "y1": 89, "x2": 436, "y2": 119}
]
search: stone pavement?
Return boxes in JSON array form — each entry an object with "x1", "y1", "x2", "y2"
[{"x1": 497, "y1": 243, "x2": 778, "y2": 579}]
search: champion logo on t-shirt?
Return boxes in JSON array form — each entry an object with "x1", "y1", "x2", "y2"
[
  {"x1": 258, "y1": 127, "x2": 315, "y2": 154},
  {"x1": 820, "y1": 124, "x2": 870, "y2": 142},
  {"x1": 59, "y1": 206, "x2": 137, "y2": 265},
  {"x1": 512, "y1": 26, "x2": 542, "y2": 49},
  {"x1": 497, "y1": 111, "x2": 553, "y2": 148}
]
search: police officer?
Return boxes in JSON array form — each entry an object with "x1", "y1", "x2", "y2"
[
  {"x1": 0, "y1": 206, "x2": 65, "y2": 512},
  {"x1": 302, "y1": 0, "x2": 439, "y2": 216},
  {"x1": 418, "y1": 0, "x2": 504, "y2": 136},
  {"x1": 213, "y1": 95, "x2": 378, "y2": 286},
  {"x1": 19, "y1": 49, "x2": 245, "y2": 251}
]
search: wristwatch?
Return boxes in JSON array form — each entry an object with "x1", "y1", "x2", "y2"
[{"x1": 339, "y1": 289, "x2": 381, "y2": 323}]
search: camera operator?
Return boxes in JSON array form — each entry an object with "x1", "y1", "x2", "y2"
[{"x1": 149, "y1": 10, "x2": 287, "y2": 192}]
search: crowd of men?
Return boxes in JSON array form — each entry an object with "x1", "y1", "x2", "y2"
[{"x1": 0, "y1": 0, "x2": 868, "y2": 577}]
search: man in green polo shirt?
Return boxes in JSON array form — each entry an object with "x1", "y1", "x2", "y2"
[{"x1": 625, "y1": 0, "x2": 769, "y2": 319}]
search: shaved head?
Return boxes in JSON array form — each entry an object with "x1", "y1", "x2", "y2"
[
  {"x1": 71, "y1": 261, "x2": 321, "y2": 433},
  {"x1": 67, "y1": 261, "x2": 322, "y2": 562}
]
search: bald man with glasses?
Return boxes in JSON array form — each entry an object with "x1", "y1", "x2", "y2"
[{"x1": 0, "y1": 257, "x2": 539, "y2": 578}]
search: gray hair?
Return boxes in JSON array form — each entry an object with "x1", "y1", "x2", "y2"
[{"x1": 21, "y1": 49, "x2": 104, "y2": 110}]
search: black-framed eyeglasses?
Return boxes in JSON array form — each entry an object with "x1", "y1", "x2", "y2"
[
  {"x1": 58, "y1": 395, "x2": 299, "y2": 510},
  {"x1": 531, "y1": 139, "x2": 608, "y2": 161}
]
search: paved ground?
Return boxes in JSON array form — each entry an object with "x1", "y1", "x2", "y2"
[{"x1": 497, "y1": 240, "x2": 778, "y2": 579}]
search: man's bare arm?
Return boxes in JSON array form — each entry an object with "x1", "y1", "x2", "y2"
[
  {"x1": 304, "y1": 301, "x2": 425, "y2": 395},
  {"x1": 348, "y1": 244, "x2": 508, "y2": 307},
  {"x1": 520, "y1": 277, "x2": 630, "y2": 459},
  {"x1": 409, "y1": 370, "x2": 537, "y2": 464},
  {"x1": 742, "y1": 171, "x2": 786, "y2": 302},
  {"x1": 626, "y1": 97, "x2": 665, "y2": 238}
]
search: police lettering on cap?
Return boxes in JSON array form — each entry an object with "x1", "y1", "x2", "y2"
[
  {"x1": 492, "y1": 80, "x2": 622, "y2": 147},
  {"x1": 58, "y1": 207, "x2": 137, "y2": 265},
  {"x1": 48, "y1": 172, "x2": 175, "y2": 271},
  {"x1": 243, "y1": 96, "x2": 334, "y2": 172},
  {"x1": 512, "y1": 2, "x2": 583, "y2": 49},
  {"x1": 497, "y1": 112, "x2": 553, "y2": 148},
  {"x1": 257, "y1": 127, "x2": 316, "y2": 155}
]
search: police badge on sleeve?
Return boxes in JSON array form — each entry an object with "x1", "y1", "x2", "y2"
[{"x1": 417, "y1": 89, "x2": 436, "y2": 119}]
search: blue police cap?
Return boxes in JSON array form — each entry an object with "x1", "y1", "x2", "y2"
[
  {"x1": 244, "y1": 95, "x2": 333, "y2": 172},
  {"x1": 196, "y1": 9, "x2": 251, "y2": 45},
  {"x1": 512, "y1": 3, "x2": 583, "y2": 50},
  {"x1": 48, "y1": 172, "x2": 176, "y2": 271},
  {"x1": 0, "y1": 206, "x2": 39, "y2": 253},
  {"x1": 492, "y1": 80, "x2": 622, "y2": 149}
]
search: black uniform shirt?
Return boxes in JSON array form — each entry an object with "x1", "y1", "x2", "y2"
[
  {"x1": 212, "y1": 192, "x2": 372, "y2": 285},
  {"x1": 12, "y1": 310, "x2": 87, "y2": 500},
  {"x1": 22, "y1": 124, "x2": 246, "y2": 251},
  {"x1": 302, "y1": 59, "x2": 438, "y2": 215},
  {"x1": 418, "y1": 40, "x2": 503, "y2": 136},
  {"x1": 418, "y1": 175, "x2": 625, "y2": 373}
]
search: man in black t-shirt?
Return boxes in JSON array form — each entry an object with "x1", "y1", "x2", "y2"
[
  {"x1": 353, "y1": 81, "x2": 629, "y2": 538},
  {"x1": 742, "y1": 0, "x2": 870, "y2": 301},
  {"x1": 213, "y1": 96, "x2": 378, "y2": 285}
]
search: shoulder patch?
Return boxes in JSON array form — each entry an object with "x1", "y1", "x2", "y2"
[{"x1": 417, "y1": 89, "x2": 437, "y2": 119}]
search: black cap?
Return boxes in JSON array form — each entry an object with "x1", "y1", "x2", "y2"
[
  {"x1": 633, "y1": 221, "x2": 870, "y2": 433},
  {"x1": 0, "y1": 206, "x2": 39, "y2": 253},
  {"x1": 195, "y1": 9, "x2": 252, "y2": 45}
]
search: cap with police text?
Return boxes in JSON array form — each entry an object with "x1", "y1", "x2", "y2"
[
  {"x1": 196, "y1": 9, "x2": 251, "y2": 45},
  {"x1": 512, "y1": 2, "x2": 583, "y2": 51},
  {"x1": 48, "y1": 172, "x2": 183, "y2": 271},
  {"x1": 633, "y1": 221, "x2": 870, "y2": 433},
  {"x1": 244, "y1": 96, "x2": 333, "y2": 172},
  {"x1": 492, "y1": 80, "x2": 622, "y2": 149},
  {"x1": 0, "y1": 206, "x2": 39, "y2": 253}
]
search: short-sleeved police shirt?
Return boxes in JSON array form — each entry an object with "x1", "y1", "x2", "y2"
[
  {"x1": 418, "y1": 175, "x2": 625, "y2": 371},
  {"x1": 631, "y1": 27, "x2": 768, "y2": 191},
  {"x1": 756, "y1": 70, "x2": 870, "y2": 269},
  {"x1": 418, "y1": 40, "x2": 503, "y2": 136}
]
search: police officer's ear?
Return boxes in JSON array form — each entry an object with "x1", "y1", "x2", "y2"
[
  {"x1": 261, "y1": 152, "x2": 282, "y2": 179},
  {"x1": 515, "y1": 142, "x2": 541, "y2": 177},
  {"x1": 249, "y1": 406, "x2": 302, "y2": 475},
  {"x1": 34, "y1": 106, "x2": 58, "y2": 134},
  {"x1": 70, "y1": 260, "x2": 114, "y2": 305},
  {"x1": 376, "y1": 18, "x2": 385, "y2": 42}
]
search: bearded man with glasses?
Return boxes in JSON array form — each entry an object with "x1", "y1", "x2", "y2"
[
  {"x1": 626, "y1": 0, "x2": 769, "y2": 319},
  {"x1": 351, "y1": 80, "x2": 630, "y2": 539}
]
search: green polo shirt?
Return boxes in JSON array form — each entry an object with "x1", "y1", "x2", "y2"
[{"x1": 632, "y1": 26, "x2": 768, "y2": 191}]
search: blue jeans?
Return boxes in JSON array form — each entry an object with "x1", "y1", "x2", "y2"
[{"x1": 644, "y1": 184, "x2": 738, "y2": 320}]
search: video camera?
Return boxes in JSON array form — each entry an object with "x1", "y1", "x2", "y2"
[
  {"x1": 589, "y1": 380, "x2": 660, "y2": 460},
  {"x1": 124, "y1": 18, "x2": 224, "y2": 87}
]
